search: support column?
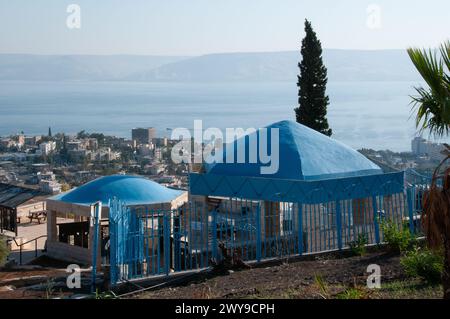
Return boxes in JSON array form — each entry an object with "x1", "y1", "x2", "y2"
[
  {"x1": 407, "y1": 187, "x2": 415, "y2": 234},
  {"x1": 372, "y1": 196, "x2": 380, "y2": 244},
  {"x1": 297, "y1": 203, "x2": 303, "y2": 255},
  {"x1": 336, "y1": 201, "x2": 342, "y2": 250},
  {"x1": 47, "y1": 210, "x2": 57, "y2": 242}
]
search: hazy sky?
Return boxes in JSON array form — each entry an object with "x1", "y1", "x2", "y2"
[{"x1": 0, "y1": 0, "x2": 448, "y2": 55}]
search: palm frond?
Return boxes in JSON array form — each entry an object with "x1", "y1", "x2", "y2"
[
  {"x1": 407, "y1": 47, "x2": 444, "y2": 92},
  {"x1": 407, "y1": 43, "x2": 450, "y2": 137},
  {"x1": 441, "y1": 41, "x2": 450, "y2": 74}
]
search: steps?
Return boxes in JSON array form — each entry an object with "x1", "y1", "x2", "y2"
[{"x1": 8, "y1": 249, "x2": 45, "y2": 265}]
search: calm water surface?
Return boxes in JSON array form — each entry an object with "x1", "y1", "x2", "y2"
[{"x1": 1, "y1": 80, "x2": 447, "y2": 151}]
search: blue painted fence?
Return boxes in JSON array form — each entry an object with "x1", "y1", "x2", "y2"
[{"x1": 108, "y1": 171, "x2": 428, "y2": 286}]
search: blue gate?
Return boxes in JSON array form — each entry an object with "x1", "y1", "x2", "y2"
[
  {"x1": 109, "y1": 199, "x2": 145, "y2": 285},
  {"x1": 109, "y1": 200, "x2": 214, "y2": 285}
]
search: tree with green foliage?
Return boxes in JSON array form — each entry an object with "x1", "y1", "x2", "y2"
[
  {"x1": 89, "y1": 133, "x2": 106, "y2": 147},
  {"x1": 294, "y1": 19, "x2": 332, "y2": 136},
  {"x1": 76, "y1": 130, "x2": 89, "y2": 139}
]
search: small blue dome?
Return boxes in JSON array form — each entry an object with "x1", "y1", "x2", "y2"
[
  {"x1": 206, "y1": 120, "x2": 381, "y2": 181},
  {"x1": 52, "y1": 175, "x2": 183, "y2": 206}
]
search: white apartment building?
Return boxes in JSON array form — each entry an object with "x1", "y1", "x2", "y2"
[
  {"x1": 39, "y1": 179, "x2": 61, "y2": 194},
  {"x1": 39, "y1": 141, "x2": 57, "y2": 155}
]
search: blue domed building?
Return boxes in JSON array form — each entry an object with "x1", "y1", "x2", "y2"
[
  {"x1": 204, "y1": 120, "x2": 382, "y2": 180},
  {"x1": 189, "y1": 120, "x2": 406, "y2": 262},
  {"x1": 46, "y1": 175, "x2": 187, "y2": 265},
  {"x1": 51, "y1": 175, "x2": 185, "y2": 207}
]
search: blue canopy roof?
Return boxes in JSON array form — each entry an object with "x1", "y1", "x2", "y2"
[
  {"x1": 51, "y1": 175, "x2": 183, "y2": 206},
  {"x1": 206, "y1": 120, "x2": 381, "y2": 181}
]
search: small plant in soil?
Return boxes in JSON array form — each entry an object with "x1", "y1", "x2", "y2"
[
  {"x1": 349, "y1": 234, "x2": 368, "y2": 256},
  {"x1": 45, "y1": 279, "x2": 56, "y2": 299},
  {"x1": 313, "y1": 275, "x2": 329, "y2": 299},
  {"x1": 210, "y1": 242, "x2": 251, "y2": 274},
  {"x1": 336, "y1": 287, "x2": 370, "y2": 299},
  {"x1": 94, "y1": 289, "x2": 117, "y2": 299}
]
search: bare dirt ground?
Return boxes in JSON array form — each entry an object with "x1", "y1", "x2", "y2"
[
  {"x1": 0, "y1": 268, "x2": 67, "y2": 299},
  {"x1": 0, "y1": 250, "x2": 442, "y2": 299},
  {"x1": 132, "y1": 250, "x2": 442, "y2": 299},
  {"x1": 0, "y1": 256, "x2": 90, "y2": 299}
]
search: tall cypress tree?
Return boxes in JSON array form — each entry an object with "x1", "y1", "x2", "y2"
[{"x1": 294, "y1": 19, "x2": 332, "y2": 136}]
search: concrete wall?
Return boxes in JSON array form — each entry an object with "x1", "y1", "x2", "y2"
[{"x1": 46, "y1": 241, "x2": 92, "y2": 265}]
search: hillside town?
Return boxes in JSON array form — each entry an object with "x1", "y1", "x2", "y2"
[
  {"x1": 0, "y1": 127, "x2": 189, "y2": 196},
  {"x1": 359, "y1": 136, "x2": 448, "y2": 175}
]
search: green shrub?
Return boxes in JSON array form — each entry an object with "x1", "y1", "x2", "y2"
[
  {"x1": 400, "y1": 247, "x2": 443, "y2": 284},
  {"x1": 380, "y1": 219, "x2": 415, "y2": 253},
  {"x1": 0, "y1": 235, "x2": 10, "y2": 266},
  {"x1": 349, "y1": 233, "x2": 368, "y2": 256}
]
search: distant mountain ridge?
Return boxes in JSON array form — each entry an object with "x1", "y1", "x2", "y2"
[
  {"x1": 0, "y1": 54, "x2": 189, "y2": 81},
  {"x1": 0, "y1": 50, "x2": 421, "y2": 82}
]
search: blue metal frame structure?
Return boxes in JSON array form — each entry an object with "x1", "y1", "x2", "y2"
[
  {"x1": 90, "y1": 202, "x2": 101, "y2": 292},
  {"x1": 107, "y1": 170, "x2": 420, "y2": 286},
  {"x1": 189, "y1": 171, "x2": 404, "y2": 203}
]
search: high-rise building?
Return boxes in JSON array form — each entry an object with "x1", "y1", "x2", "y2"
[
  {"x1": 132, "y1": 127, "x2": 156, "y2": 145},
  {"x1": 411, "y1": 136, "x2": 427, "y2": 155},
  {"x1": 411, "y1": 136, "x2": 446, "y2": 161}
]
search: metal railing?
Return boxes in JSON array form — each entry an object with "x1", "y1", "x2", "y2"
[
  {"x1": 9, "y1": 235, "x2": 47, "y2": 265},
  {"x1": 108, "y1": 192, "x2": 409, "y2": 286}
]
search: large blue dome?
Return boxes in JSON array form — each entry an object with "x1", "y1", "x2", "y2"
[
  {"x1": 51, "y1": 175, "x2": 184, "y2": 206},
  {"x1": 206, "y1": 120, "x2": 382, "y2": 181}
]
